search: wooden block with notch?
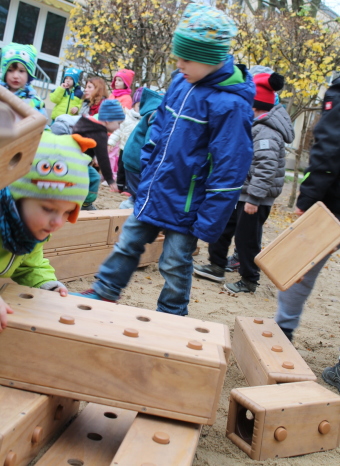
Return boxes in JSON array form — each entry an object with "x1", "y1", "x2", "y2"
[
  {"x1": 232, "y1": 316, "x2": 316, "y2": 386},
  {"x1": 111, "y1": 413, "x2": 201, "y2": 466},
  {"x1": 0, "y1": 283, "x2": 230, "y2": 425},
  {"x1": 0, "y1": 385, "x2": 79, "y2": 466},
  {"x1": 0, "y1": 86, "x2": 47, "y2": 189},
  {"x1": 255, "y1": 202, "x2": 340, "y2": 291},
  {"x1": 226, "y1": 381, "x2": 340, "y2": 460},
  {"x1": 34, "y1": 403, "x2": 137, "y2": 465}
]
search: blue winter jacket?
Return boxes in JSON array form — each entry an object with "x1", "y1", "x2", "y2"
[{"x1": 134, "y1": 57, "x2": 255, "y2": 243}]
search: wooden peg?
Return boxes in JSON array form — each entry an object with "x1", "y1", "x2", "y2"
[
  {"x1": 123, "y1": 328, "x2": 139, "y2": 338},
  {"x1": 4, "y1": 451, "x2": 17, "y2": 466},
  {"x1": 318, "y1": 420, "x2": 331, "y2": 434},
  {"x1": 274, "y1": 427, "x2": 287, "y2": 442},
  {"x1": 31, "y1": 426, "x2": 43, "y2": 444},
  {"x1": 187, "y1": 340, "x2": 203, "y2": 350},
  {"x1": 59, "y1": 315, "x2": 75, "y2": 325},
  {"x1": 152, "y1": 431, "x2": 170, "y2": 444}
]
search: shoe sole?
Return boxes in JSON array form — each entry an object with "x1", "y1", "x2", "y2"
[
  {"x1": 322, "y1": 373, "x2": 340, "y2": 392},
  {"x1": 193, "y1": 269, "x2": 225, "y2": 282}
]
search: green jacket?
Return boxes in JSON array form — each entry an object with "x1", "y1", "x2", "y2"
[
  {"x1": 50, "y1": 85, "x2": 83, "y2": 120},
  {"x1": 0, "y1": 239, "x2": 57, "y2": 287}
]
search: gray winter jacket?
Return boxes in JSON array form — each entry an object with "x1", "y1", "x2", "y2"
[{"x1": 239, "y1": 104, "x2": 295, "y2": 206}]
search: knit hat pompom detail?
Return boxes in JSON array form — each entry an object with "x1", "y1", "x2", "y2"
[
  {"x1": 98, "y1": 99, "x2": 126, "y2": 122},
  {"x1": 9, "y1": 132, "x2": 93, "y2": 223},
  {"x1": 172, "y1": 2, "x2": 237, "y2": 65},
  {"x1": 111, "y1": 69, "x2": 135, "y2": 90},
  {"x1": 253, "y1": 72, "x2": 284, "y2": 111},
  {"x1": 1, "y1": 43, "x2": 37, "y2": 81}
]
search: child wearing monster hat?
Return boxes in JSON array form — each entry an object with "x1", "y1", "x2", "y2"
[
  {"x1": 50, "y1": 68, "x2": 83, "y2": 121},
  {"x1": 0, "y1": 42, "x2": 47, "y2": 117},
  {"x1": 0, "y1": 131, "x2": 94, "y2": 332}
]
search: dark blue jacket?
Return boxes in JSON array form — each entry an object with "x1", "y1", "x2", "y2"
[{"x1": 134, "y1": 57, "x2": 255, "y2": 243}]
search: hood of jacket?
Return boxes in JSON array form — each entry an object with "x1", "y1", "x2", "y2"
[
  {"x1": 139, "y1": 87, "x2": 164, "y2": 117},
  {"x1": 253, "y1": 104, "x2": 294, "y2": 144},
  {"x1": 193, "y1": 56, "x2": 255, "y2": 106}
]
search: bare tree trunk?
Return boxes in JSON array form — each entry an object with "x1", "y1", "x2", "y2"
[{"x1": 288, "y1": 112, "x2": 308, "y2": 208}]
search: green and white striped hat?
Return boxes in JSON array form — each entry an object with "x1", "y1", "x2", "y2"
[{"x1": 9, "y1": 131, "x2": 94, "y2": 223}]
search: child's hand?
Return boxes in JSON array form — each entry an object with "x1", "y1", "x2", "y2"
[
  {"x1": 54, "y1": 285, "x2": 68, "y2": 297},
  {"x1": 244, "y1": 202, "x2": 258, "y2": 215},
  {"x1": 70, "y1": 107, "x2": 79, "y2": 115},
  {"x1": 109, "y1": 182, "x2": 119, "y2": 193},
  {"x1": 0, "y1": 297, "x2": 14, "y2": 332},
  {"x1": 61, "y1": 83, "x2": 69, "y2": 89}
]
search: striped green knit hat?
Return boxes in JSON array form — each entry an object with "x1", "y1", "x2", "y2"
[
  {"x1": 9, "y1": 132, "x2": 95, "y2": 223},
  {"x1": 172, "y1": 2, "x2": 237, "y2": 65},
  {"x1": 1, "y1": 43, "x2": 38, "y2": 81}
]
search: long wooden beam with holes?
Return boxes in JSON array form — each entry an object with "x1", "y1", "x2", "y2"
[{"x1": 0, "y1": 284, "x2": 230, "y2": 425}]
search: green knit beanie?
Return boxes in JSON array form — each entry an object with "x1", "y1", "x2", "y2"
[
  {"x1": 9, "y1": 132, "x2": 94, "y2": 223},
  {"x1": 172, "y1": 2, "x2": 237, "y2": 65},
  {"x1": 1, "y1": 43, "x2": 38, "y2": 80}
]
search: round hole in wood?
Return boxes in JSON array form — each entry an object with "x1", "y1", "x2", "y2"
[
  {"x1": 318, "y1": 420, "x2": 331, "y2": 435},
  {"x1": 195, "y1": 327, "x2": 210, "y2": 333},
  {"x1": 67, "y1": 460, "x2": 84, "y2": 466},
  {"x1": 274, "y1": 427, "x2": 287, "y2": 442},
  {"x1": 137, "y1": 316, "x2": 150, "y2": 322},
  {"x1": 4, "y1": 451, "x2": 17, "y2": 466},
  {"x1": 87, "y1": 433, "x2": 102, "y2": 441},
  {"x1": 262, "y1": 331, "x2": 273, "y2": 338},
  {"x1": 187, "y1": 340, "x2": 203, "y2": 350},
  {"x1": 253, "y1": 318, "x2": 264, "y2": 324},
  {"x1": 19, "y1": 293, "x2": 34, "y2": 299},
  {"x1": 77, "y1": 304, "x2": 92, "y2": 310},
  {"x1": 104, "y1": 412, "x2": 118, "y2": 419},
  {"x1": 152, "y1": 432, "x2": 170, "y2": 444},
  {"x1": 115, "y1": 226, "x2": 119, "y2": 232},
  {"x1": 8, "y1": 152, "x2": 22, "y2": 169}
]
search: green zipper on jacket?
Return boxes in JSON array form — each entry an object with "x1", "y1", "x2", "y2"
[{"x1": 185, "y1": 175, "x2": 197, "y2": 213}]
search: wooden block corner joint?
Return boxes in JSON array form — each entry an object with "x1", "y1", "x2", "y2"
[
  {"x1": 0, "y1": 86, "x2": 47, "y2": 189},
  {"x1": 226, "y1": 381, "x2": 340, "y2": 460},
  {"x1": 232, "y1": 316, "x2": 316, "y2": 386},
  {"x1": 255, "y1": 202, "x2": 340, "y2": 290}
]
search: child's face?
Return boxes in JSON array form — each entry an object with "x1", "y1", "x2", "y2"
[
  {"x1": 105, "y1": 120, "x2": 123, "y2": 132},
  {"x1": 176, "y1": 58, "x2": 222, "y2": 84},
  {"x1": 19, "y1": 198, "x2": 77, "y2": 240},
  {"x1": 64, "y1": 77, "x2": 74, "y2": 88},
  {"x1": 5, "y1": 63, "x2": 28, "y2": 92},
  {"x1": 115, "y1": 77, "x2": 126, "y2": 90},
  {"x1": 84, "y1": 82, "x2": 95, "y2": 99}
]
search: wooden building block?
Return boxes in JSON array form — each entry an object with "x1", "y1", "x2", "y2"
[
  {"x1": 0, "y1": 385, "x2": 79, "y2": 466},
  {"x1": 255, "y1": 202, "x2": 340, "y2": 291},
  {"x1": 226, "y1": 381, "x2": 340, "y2": 460},
  {"x1": 34, "y1": 403, "x2": 137, "y2": 465},
  {"x1": 0, "y1": 86, "x2": 47, "y2": 189},
  {"x1": 0, "y1": 284, "x2": 230, "y2": 425},
  {"x1": 107, "y1": 209, "x2": 133, "y2": 245},
  {"x1": 232, "y1": 316, "x2": 316, "y2": 386},
  {"x1": 112, "y1": 414, "x2": 201, "y2": 466}
]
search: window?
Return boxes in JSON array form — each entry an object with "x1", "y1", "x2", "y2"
[
  {"x1": 37, "y1": 59, "x2": 59, "y2": 84},
  {"x1": 12, "y1": 1, "x2": 39, "y2": 45},
  {"x1": 0, "y1": 0, "x2": 10, "y2": 41},
  {"x1": 41, "y1": 12, "x2": 66, "y2": 57}
]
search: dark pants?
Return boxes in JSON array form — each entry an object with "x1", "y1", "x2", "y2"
[
  {"x1": 117, "y1": 149, "x2": 126, "y2": 192},
  {"x1": 125, "y1": 169, "x2": 140, "y2": 201},
  {"x1": 208, "y1": 201, "x2": 271, "y2": 283}
]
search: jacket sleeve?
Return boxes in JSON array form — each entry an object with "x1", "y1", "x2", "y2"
[
  {"x1": 108, "y1": 126, "x2": 122, "y2": 147},
  {"x1": 297, "y1": 97, "x2": 340, "y2": 212},
  {"x1": 140, "y1": 94, "x2": 167, "y2": 173},
  {"x1": 50, "y1": 86, "x2": 65, "y2": 104},
  {"x1": 93, "y1": 131, "x2": 115, "y2": 184},
  {"x1": 192, "y1": 100, "x2": 254, "y2": 243},
  {"x1": 10, "y1": 243, "x2": 57, "y2": 288},
  {"x1": 245, "y1": 127, "x2": 281, "y2": 205}
]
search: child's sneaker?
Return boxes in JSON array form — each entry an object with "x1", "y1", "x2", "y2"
[
  {"x1": 225, "y1": 253, "x2": 240, "y2": 272},
  {"x1": 70, "y1": 289, "x2": 117, "y2": 303},
  {"x1": 81, "y1": 204, "x2": 97, "y2": 211},
  {"x1": 101, "y1": 181, "x2": 109, "y2": 187},
  {"x1": 193, "y1": 263, "x2": 225, "y2": 282},
  {"x1": 224, "y1": 278, "x2": 257, "y2": 294},
  {"x1": 322, "y1": 361, "x2": 340, "y2": 392}
]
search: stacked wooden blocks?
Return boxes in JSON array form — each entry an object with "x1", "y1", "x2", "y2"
[
  {"x1": 227, "y1": 316, "x2": 340, "y2": 459},
  {"x1": 0, "y1": 86, "x2": 47, "y2": 189},
  {"x1": 43, "y1": 209, "x2": 165, "y2": 281},
  {"x1": 0, "y1": 283, "x2": 230, "y2": 465}
]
